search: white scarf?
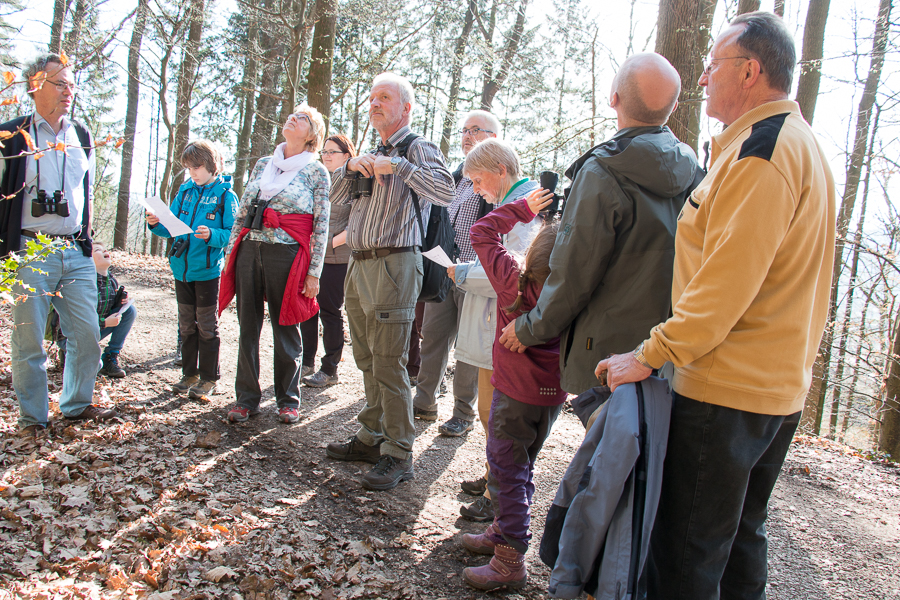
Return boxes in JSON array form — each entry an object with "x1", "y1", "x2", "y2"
[{"x1": 258, "y1": 143, "x2": 315, "y2": 199}]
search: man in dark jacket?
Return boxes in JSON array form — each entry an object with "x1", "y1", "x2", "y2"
[
  {"x1": 1, "y1": 54, "x2": 117, "y2": 435},
  {"x1": 499, "y1": 52, "x2": 703, "y2": 395}
]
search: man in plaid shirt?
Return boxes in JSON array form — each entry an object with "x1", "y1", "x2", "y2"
[{"x1": 411, "y1": 110, "x2": 499, "y2": 434}]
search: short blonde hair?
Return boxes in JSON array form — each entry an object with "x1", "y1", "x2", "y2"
[
  {"x1": 462, "y1": 138, "x2": 522, "y2": 181},
  {"x1": 182, "y1": 139, "x2": 224, "y2": 176},
  {"x1": 293, "y1": 103, "x2": 326, "y2": 152}
]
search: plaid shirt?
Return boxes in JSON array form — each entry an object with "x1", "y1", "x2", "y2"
[
  {"x1": 96, "y1": 272, "x2": 121, "y2": 328},
  {"x1": 449, "y1": 176, "x2": 482, "y2": 262}
]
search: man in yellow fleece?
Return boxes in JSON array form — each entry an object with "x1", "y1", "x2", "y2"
[{"x1": 596, "y1": 11, "x2": 836, "y2": 600}]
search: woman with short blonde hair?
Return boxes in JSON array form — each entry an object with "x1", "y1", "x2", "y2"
[{"x1": 220, "y1": 101, "x2": 331, "y2": 425}]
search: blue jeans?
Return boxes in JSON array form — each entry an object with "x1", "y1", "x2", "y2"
[
  {"x1": 646, "y1": 392, "x2": 801, "y2": 600},
  {"x1": 11, "y1": 245, "x2": 101, "y2": 426},
  {"x1": 59, "y1": 304, "x2": 137, "y2": 356}
]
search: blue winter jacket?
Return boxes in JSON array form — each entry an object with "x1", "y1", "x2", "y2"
[{"x1": 149, "y1": 175, "x2": 239, "y2": 282}]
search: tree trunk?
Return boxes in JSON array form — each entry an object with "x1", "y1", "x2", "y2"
[
  {"x1": 803, "y1": 0, "x2": 892, "y2": 434},
  {"x1": 880, "y1": 316, "x2": 900, "y2": 458},
  {"x1": 233, "y1": 14, "x2": 259, "y2": 198},
  {"x1": 171, "y1": 0, "x2": 205, "y2": 199},
  {"x1": 277, "y1": 0, "x2": 311, "y2": 143},
  {"x1": 440, "y1": 0, "x2": 476, "y2": 156},
  {"x1": 655, "y1": 0, "x2": 716, "y2": 153},
  {"x1": 774, "y1": 0, "x2": 785, "y2": 17},
  {"x1": 795, "y1": 0, "x2": 831, "y2": 124},
  {"x1": 113, "y1": 0, "x2": 149, "y2": 250},
  {"x1": 737, "y1": 0, "x2": 760, "y2": 13},
  {"x1": 479, "y1": 0, "x2": 528, "y2": 111},
  {"x1": 249, "y1": 21, "x2": 284, "y2": 168},
  {"x1": 50, "y1": 0, "x2": 68, "y2": 54},
  {"x1": 64, "y1": 0, "x2": 86, "y2": 57},
  {"x1": 307, "y1": 0, "x2": 336, "y2": 123}
]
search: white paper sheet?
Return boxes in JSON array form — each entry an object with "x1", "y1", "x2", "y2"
[
  {"x1": 112, "y1": 296, "x2": 135, "y2": 318},
  {"x1": 422, "y1": 246, "x2": 455, "y2": 268},
  {"x1": 137, "y1": 195, "x2": 194, "y2": 237}
]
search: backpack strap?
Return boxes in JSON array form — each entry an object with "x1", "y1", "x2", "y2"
[{"x1": 394, "y1": 133, "x2": 427, "y2": 246}]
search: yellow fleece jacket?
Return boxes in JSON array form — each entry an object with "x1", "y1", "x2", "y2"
[{"x1": 642, "y1": 100, "x2": 836, "y2": 415}]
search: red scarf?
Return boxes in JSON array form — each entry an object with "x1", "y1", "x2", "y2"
[{"x1": 219, "y1": 209, "x2": 319, "y2": 325}]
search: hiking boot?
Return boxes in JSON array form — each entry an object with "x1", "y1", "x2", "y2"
[
  {"x1": 462, "y1": 544, "x2": 527, "y2": 591},
  {"x1": 460, "y1": 495, "x2": 494, "y2": 522},
  {"x1": 227, "y1": 405, "x2": 260, "y2": 422},
  {"x1": 99, "y1": 352, "x2": 126, "y2": 378},
  {"x1": 413, "y1": 405, "x2": 438, "y2": 421},
  {"x1": 65, "y1": 405, "x2": 118, "y2": 422},
  {"x1": 326, "y1": 436, "x2": 381, "y2": 463},
  {"x1": 439, "y1": 416, "x2": 473, "y2": 437},
  {"x1": 301, "y1": 365, "x2": 315, "y2": 378},
  {"x1": 361, "y1": 455, "x2": 414, "y2": 491},
  {"x1": 279, "y1": 407, "x2": 301, "y2": 424},
  {"x1": 172, "y1": 375, "x2": 200, "y2": 395},
  {"x1": 461, "y1": 476, "x2": 487, "y2": 496},
  {"x1": 303, "y1": 370, "x2": 339, "y2": 388},
  {"x1": 18, "y1": 424, "x2": 47, "y2": 439},
  {"x1": 188, "y1": 379, "x2": 217, "y2": 400},
  {"x1": 461, "y1": 521, "x2": 500, "y2": 555}
]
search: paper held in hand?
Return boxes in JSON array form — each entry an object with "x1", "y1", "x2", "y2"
[
  {"x1": 422, "y1": 246, "x2": 456, "y2": 268},
  {"x1": 137, "y1": 195, "x2": 194, "y2": 237},
  {"x1": 112, "y1": 296, "x2": 135, "y2": 318}
]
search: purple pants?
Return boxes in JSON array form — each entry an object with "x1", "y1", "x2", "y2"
[{"x1": 486, "y1": 389, "x2": 563, "y2": 553}]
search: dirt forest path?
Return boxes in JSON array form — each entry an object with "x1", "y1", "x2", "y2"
[{"x1": 0, "y1": 252, "x2": 898, "y2": 599}]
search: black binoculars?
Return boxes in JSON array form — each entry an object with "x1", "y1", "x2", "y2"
[
  {"x1": 539, "y1": 171, "x2": 568, "y2": 218},
  {"x1": 168, "y1": 237, "x2": 188, "y2": 258},
  {"x1": 349, "y1": 171, "x2": 373, "y2": 200},
  {"x1": 32, "y1": 189, "x2": 69, "y2": 218},
  {"x1": 243, "y1": 197, "x2": 269, "y2": 230}
]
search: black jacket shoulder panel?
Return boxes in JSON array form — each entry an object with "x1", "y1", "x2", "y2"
[{"x1": 738, "y1": 112, "x2": 789, "y2": 162}]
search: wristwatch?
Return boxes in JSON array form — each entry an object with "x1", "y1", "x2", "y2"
[
  {"x1": 633, "y1": 342, "x2": 652, "y2": 369},
  {"x1": 390, "y1": 156, "x2": 403, "y2": 174}
]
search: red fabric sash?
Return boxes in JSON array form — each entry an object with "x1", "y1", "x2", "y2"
[{"x1": 218, "y1": 209, "x2": 319, "y2": 325}]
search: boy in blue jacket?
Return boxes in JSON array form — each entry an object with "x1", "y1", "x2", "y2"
[{"x1": 147, "y1": 140, "x2": 238, "y2": 399}]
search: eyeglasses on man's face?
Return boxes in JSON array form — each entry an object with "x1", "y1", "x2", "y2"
[
  {"x1": 701, "y1": 56, "x2": 760, "y2": 76},
  {"x1": 45, "y1": 80, "x2": 78, "y2": 93},
  {"x1": 459, "y1": 127, "x2": 494, "y2": 138}
]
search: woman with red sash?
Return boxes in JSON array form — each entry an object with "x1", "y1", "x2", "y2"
[{"x1": 220, "y1": 104, "x2": 331, "y2": 424}]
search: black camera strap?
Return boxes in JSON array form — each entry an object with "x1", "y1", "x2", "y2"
[{"x1": 32, "y1": 115, "x2": 67, "y2": 199}]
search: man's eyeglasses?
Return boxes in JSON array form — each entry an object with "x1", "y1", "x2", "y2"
[
  {"x1": 45, "y1": 80, "x2": 78, "y2": 93},
  {"x1": 321, "y1": 150, "x2": 347, "y2": 156},
  {"x1": 701, "y1": 56, "x2": 759, "y2": 76},
  {"x1": 459, "y1": 127, "x2": 494, "y2": 137}
]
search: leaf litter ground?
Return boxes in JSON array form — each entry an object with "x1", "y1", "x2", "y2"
[{"x1": 0, "y1": 251, "x2": 897, "y2": 599}]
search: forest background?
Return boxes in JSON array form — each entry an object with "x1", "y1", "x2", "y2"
[{"x1": 0, "y1": 0, "x2": 898, "y2": 455}]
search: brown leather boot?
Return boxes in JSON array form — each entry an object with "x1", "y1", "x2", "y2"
[
  {"x1": 462, "y1": 543, "x2": 526, "y2": 591},
  {"x1": 461, "y1": 520, "x2": 500, "y2": 555}
]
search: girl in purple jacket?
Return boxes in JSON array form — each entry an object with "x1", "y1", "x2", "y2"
[{"x1": 459, "y1": 189, "x2": 566, "y2": 591}]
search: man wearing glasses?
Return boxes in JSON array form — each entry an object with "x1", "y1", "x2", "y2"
[
  {"x1": 596, "y1": 13, "x2": 835, "y2": 598},
  {"x1": 412, "y1": 110, "x2": 498, "y2": 437},
  {"x1": 0, "y1": 53, "x2": 116, "y2": 436}
]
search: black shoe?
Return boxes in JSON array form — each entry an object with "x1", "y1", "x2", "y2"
[
  {"x1": 460, "y1": 495, "x2": 494, "y2": 522},
  {"x1": 326, "y1": 436, "x2": 381, "y2": 463},
  {"x1": 461, "y1": 476, "x2": 487, "y2": 496},
  {"x1": 361, "y1": 455, "x2": 414, "y2": 491},
  {"x1": 99, "y1": 352, "x2": 126, "y2": 378},
  {"x1": 413, "y1": 405, "x2": 438, "y2": 421},
  {"x1": 439, "y1": 416, "x2": 474, "y2": 437}
]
